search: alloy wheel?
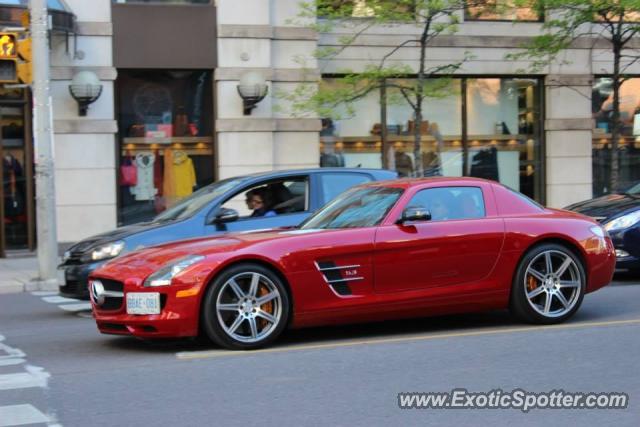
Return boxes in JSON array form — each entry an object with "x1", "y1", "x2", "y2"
[
  {"x1": 215, "y1": 272, "x2": 283, "y2": 343},
  {"x1": 523, "y1": 250, "x2": 582, "y2": 318}
]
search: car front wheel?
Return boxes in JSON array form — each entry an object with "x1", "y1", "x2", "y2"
[
  {"x1": 510, "y1": 243, "x2": 586, "y2": 324},
  {"x1": 201, "y1": 263, "x2": 289, "y2": 350}
]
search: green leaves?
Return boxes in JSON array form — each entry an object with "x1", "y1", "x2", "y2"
[{"x1": 285, "y1": 0, "x2": 469, "y2": 120}]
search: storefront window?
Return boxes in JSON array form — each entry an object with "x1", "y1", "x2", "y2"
[
  {"x1": 386, "y1": 78, "x2": 462, "y2": 177},
  {"x1": 592, "y1": 77, "x2": 640, "y2": 196},
  {"x1": 112, "y1": 1, "x2": 209, "y2": 4},
  {"x1": 467, "y1": 78, "x2": 541, "y2": 197},
  {"x1": 318, "y1": 0, "x2": 415, "y2": 18},
  {"x1": 116, "y1": 70, "x2": 214, "y2": 226},
  {"x1": 319, "y1": 76, "x2": 544, "y2": 201},
  {"x1": 0, "y1": 87, "x2": 32, "y2": 252},
  {"x1": 465, "y1": 1, "x2": 542, "y2": 22}
]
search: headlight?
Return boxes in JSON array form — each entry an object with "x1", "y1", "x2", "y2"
[
  {"x1": 604, "y1": 210, "x2": 640, "y2": 232},
  {"x1": 590, "y1": 225, "x2": 606, "y2": 238},
  {"x1": 88, "y1": 241, "x2": 125, "y2": 261},
  {"x1": 143, "y1": 255, "x2": 205, "y2": 287}
]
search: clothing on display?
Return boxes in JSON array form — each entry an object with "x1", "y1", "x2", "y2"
[
  {"x1": 320, "y1": 151, "x2": 345, "y2": 167},
  {"x1": 470, "y1": 147, "x2": 500, "y2": 181},
  {"x1": 395, "y1": 151, "x2": 414, "y2": 177},
  {"x1": 130, "y1": 152, "x2": 157, "y2": 201},
  {"x1": 162, "y1": 148, "x2": 176, "y2": 200},
  {"x1": 172, "y1": 150, "x2": 197, "y2": 197},
  {"x1": 3, "y1": 154, "x2": 25, "y2": 218}
]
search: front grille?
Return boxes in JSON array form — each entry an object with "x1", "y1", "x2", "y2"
[
  {"x1": 98, "y1": 279, "x2": 124, "y2": 311},
  {"x1": 59, "y1": 279, "x2": 88, "y2": 297}
]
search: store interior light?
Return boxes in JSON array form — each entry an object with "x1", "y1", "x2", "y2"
[
  {"x1": 237, "y1": 71, "x2": 268, "y2": 115},
  {"x1": 68, "y1": 71, "x2": 103, "y2": 116}
]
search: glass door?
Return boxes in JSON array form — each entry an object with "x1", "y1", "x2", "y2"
[{"x1": 0, "y1": 88, "x2": 34, "y2": 256}]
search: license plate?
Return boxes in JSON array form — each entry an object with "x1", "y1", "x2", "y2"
[{"x1": 126, "y1": 292, "x2": 160, "y2": 315}]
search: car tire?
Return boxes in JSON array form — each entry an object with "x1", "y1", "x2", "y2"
[
  {"x1": 510, "y1": 243, "x2": 586, "y2": 324},
  {"x1": 201, "y1": 263, "x2": 290, "y2": 350}
]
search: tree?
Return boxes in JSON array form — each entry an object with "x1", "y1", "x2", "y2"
[
  {"x1": 287, "y1": 0, "x2": 473, "y2": 176},
  {"x1": 509, "y1": 0, "x2": 640, "y2": 193}
]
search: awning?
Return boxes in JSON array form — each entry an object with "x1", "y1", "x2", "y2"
[{"x1": 0, "y1": 0, "x2": 75, "y2": 33}]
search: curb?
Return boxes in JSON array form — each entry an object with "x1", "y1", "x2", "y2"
[{"x1": 0, "y1": 278, "x2": 60, "y2": 294}]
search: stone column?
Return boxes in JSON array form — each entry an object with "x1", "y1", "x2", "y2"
[
  {"x1": 215, "y1": 0, "x2": 320, "y2": 179},
  {"x1": 544, "y1": 75, "x2": 594, "y2": 207},
  {"x1": 52, "y1": 0, "x2": 117, "y2": 245}
]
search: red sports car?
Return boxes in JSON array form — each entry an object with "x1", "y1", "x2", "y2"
[{"x1": 89, "y1": 177, "x2": 616, "y2": 350}]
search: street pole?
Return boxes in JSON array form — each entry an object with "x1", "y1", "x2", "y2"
[{"x1": 30, "y1": 0, "x2": 58, "y2": 286}]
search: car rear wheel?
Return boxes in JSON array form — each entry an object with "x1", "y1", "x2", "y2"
[
  {"x1": 201, "y1": 263, "x2": 289, "y2": 350},
  {"x1": 510, "y1": 243, "x2": 586, "y2": 324}
]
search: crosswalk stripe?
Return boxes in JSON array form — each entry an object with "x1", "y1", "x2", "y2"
[
  {"x1": 29, "y1": 291, "x2": 57, "y2": 297},
  {"x1": 0, "y1": 372, "x2": 47, "y2": 391},
  {"x1": 0, "y1": 343, "x2": 26, "y2": 360},
  {"x1": 0, "y1": 404, "x2": 50, "y2": 426},
  {"x1": 0, "y1": 358, "x2": 24, "y2": 367},
  {"x1": 58, "y1": 303, "x2": 91, "y2": 312},
  {"x1": 41, "y1": 296, "x2": 80, "y2": 304}
]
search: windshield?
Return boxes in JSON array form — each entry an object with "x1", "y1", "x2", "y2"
[
  {"x1": 624, "y1": 182, "x2": 640, "y2": 196},
  {"x1": 300, "y1": 186, "x2": 404, "y2": 229},
  {"x1": 153, "y1": 178, "x2": 247, "y2": 222}
]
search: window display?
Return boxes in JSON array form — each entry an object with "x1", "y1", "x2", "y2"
[
  {"x1": 592, "y1": 77, "x2": 640, "y2": 196},
  {"x1": 320, "y1": 77, "x2": 544, "y2": 201},
  {"x1": 0, "y1": 97, "x2": 31, "y2": 252},
  {"x1": 116, "y1": 70, "x2": 214, "y2": 226},
  {"x1": 465, "y1": 0, "x2": 542, "y2": 22}
]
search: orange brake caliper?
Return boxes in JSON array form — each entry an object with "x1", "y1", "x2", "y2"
[
  {"x1": 527, "y1": 274, "x2": 538, "y2": 292},
  {"x1": 257, "y1": 285, "x2": 274, "y2": 329}
]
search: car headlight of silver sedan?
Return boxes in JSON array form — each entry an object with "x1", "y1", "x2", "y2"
[
  {"x1": 604, "y1": 210, "x2": 640, "y2": 232},
  {"x1": 87, "y1": 241, "x2": 125, "y2": 261},
  {"x1": 144, "y1": 255, "x2": 205, "y2": 287}
]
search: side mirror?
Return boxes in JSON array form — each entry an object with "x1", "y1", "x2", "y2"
[
  {"x1": 397, "y1": 206, "x2": 431, "y2": 225},
  {"x1": 213, "y1": 207, "x2": 239, "y2": 224}
]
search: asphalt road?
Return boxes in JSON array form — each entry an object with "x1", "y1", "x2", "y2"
[{"x1": 0, "y1": 277, "x2": 638, "y2": 427}]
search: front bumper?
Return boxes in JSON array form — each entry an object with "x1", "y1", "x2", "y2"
[
  {"x1": 91, "y1": 278, "x2": 203, "y2": 339},
  {"x1": 609, "y1": 226, "x2": 640, "y2": 271},
  {"x1": 59, "y1": 261, "x2": 107, "y2": 299}
]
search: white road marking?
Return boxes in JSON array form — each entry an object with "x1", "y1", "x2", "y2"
[
  {"x1": 29, "y1": 291, "x2": 57, "y2": 297},
  {"x1": 0, "y1": 404, "x2": 50, "y2": 426},
  {"x1": 0, "y1": 342, "x2": 26, "y2": 360},
  {"x1": 58, "y1": 303, "x2": 91, "y2": 312},
  {"x1": 0, "y1": 358, "x2": 25, "y2": 367},
  {"x1": 41, "y1": 296, "x2": 80, "y2": 304},
  {"x1": 76, "y1": 311, "x2": 93, "y2": 319},
  {"x1": 0, "y1": 373, "x2": 45, "y2": 391},
  {"x1": 177, "y1": 318, "x2": 640, "y2": 361}
]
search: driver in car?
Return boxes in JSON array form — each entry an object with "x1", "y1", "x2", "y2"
[{"x1": 246, "y1": 187, "x2": 277, "y2": 217}]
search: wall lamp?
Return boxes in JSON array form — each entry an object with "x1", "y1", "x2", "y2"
[
  {"x1": 69, "y1": 71, "x2": 103, "y2": 116},
  {"x1": 237, "y1": 71, "x2": 268, "y2": 115}
]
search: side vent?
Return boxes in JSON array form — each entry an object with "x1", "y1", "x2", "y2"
[{"x1": 315, "y1": 261, "x2": 363, "y2": 296}]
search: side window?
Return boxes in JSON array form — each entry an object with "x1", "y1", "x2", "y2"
[
  {"x1": 407, "y1": 187, "x2": 485, "y2": 221},
  {"x1": 319, "y1": 173, "x2": 372, "y2": 204},
  {"x1": 220, "y1": 177, "x2": 309, "y2": 219}
]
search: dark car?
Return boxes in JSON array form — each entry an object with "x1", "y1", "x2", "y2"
[
  {"x1": 59, "y1": 168, "x2": 397, "y2": 299},
  {"x1": 565, "y1": 182, "x2": 640, "y2": 273}
]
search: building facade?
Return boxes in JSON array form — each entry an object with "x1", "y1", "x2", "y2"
[{"x1": 0, "y1": 0, "x2": 637, "y2": 255}]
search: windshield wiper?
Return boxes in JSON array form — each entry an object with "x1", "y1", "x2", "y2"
[{"x1": 623, "y1": 192, "x2": 640, "y2": 199}]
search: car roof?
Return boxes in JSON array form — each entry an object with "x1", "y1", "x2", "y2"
[
  {"x1": 237, "y1": 168, "x2": 397, "y2": 181},
  {"x1": 361, "y1": 176, "x2": 497, "y2": 189}
]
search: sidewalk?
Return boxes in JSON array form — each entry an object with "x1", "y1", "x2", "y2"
[{"x1": 0, "y1": 254, "x2": 62, "y2": 294}]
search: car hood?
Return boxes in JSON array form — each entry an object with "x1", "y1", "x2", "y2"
[
  {"x1": 95, "y1": 227, "x2": 327, "y2": 278},
  {"x1": 565, "y1": 194, "x2": 640, "y2": 221},
  {"x1": 67, "y1": 221, "x2": 170, "y2": 254}
]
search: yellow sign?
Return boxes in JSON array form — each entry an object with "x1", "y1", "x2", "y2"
[{"x1": 0, "y1": 34, "x2": 17, "y2": 59}]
